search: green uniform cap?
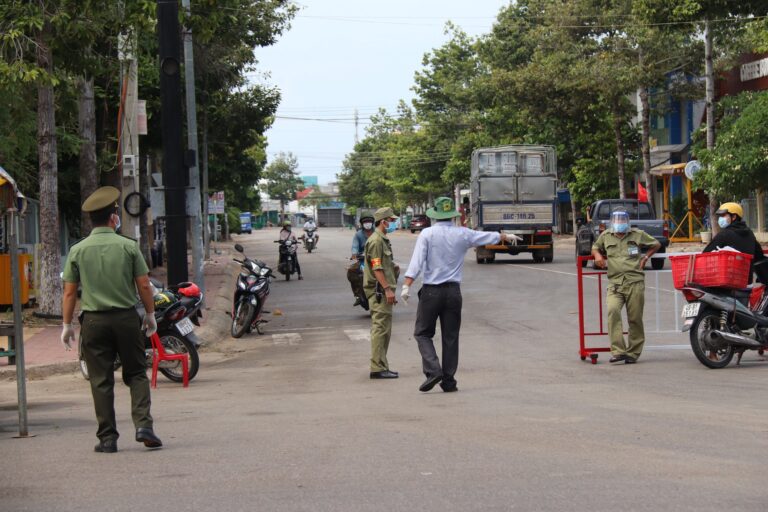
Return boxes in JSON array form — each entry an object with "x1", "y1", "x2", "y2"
[
  {"x1": 374, "y1": 207, "x2": 397, "y2": 222},
  {"x1": 82, "y1": 186, "x2": 120, "y2": 212},
  {"x1": 427, "y1": 196, "x2": 461, "y2": 220}
]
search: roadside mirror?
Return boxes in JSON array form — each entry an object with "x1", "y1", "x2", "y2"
[{"x1": 234, "y1": 244, "x2": 244, "y2": 253}]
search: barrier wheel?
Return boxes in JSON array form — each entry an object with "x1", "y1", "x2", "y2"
[
  {"x1": 759, "y1": 349, "x2": 764, "y2": 356},
  {"x1": 590, "y1": 354, "x2": 598, "y2": 365},
  {"x1": 580, "y1": 355, "x2": 586, "y2": 361}
]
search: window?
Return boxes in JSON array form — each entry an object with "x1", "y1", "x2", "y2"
[{"x1": 522, "y1": 153, "x2": 543, "y2": 174}]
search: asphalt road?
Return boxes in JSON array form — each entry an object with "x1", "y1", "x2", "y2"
[{"x1": 2, "y1": 228, "x2": 767, "y2": 512}]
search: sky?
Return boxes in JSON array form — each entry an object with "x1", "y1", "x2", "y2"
[{"x1": 252, "y1": 0, "x2": 511, "y2": 186}]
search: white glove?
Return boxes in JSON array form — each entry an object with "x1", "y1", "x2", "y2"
[
  {"x1": 61, "y1": 323, "x2": 75, "y2": 351},
  {"x1": 142, "y1": 314, "x2": 158, "y2": 337},
  {"x1": 400, "y1": 284, "x2": 410, "y2": 305}
]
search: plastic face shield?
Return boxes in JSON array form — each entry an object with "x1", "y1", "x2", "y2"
[{"x1": 611, "y1": 210, "x2": 629, "y2": 232}]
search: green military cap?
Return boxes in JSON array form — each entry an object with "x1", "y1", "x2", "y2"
[
  {"x1": 82, "y1": 186, "x2": 120, "y2": 212},
  {"x1": 374, "y1": 207, "x2": 397, "y2": 222}
]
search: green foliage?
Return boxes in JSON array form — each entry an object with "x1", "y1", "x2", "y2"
[
  {"x1": 693, "y1": 91, "x2": 768, "y2": 198},
  {"x1": 262, "y1": 152, "x2": 304, "y2": 209}
]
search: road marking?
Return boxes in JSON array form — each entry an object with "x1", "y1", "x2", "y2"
[
  {"x1": 270, "y1": 326, "x2": 335, "y2": 332},
  {"x1": 344, "y1": 329, "x2": 370, "y2": 342},
  {"x1": 272, "y1": 333, "x2": 302, "y2": 345}
]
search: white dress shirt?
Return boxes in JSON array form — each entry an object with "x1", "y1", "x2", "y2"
[{"x1": 405, "y1": 221, "x2": 500, "y2": 284}]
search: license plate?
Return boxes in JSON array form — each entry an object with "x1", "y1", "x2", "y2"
[
  {"x1": 176, "y1": 317, "x2": 194, "y2": 336},
  {"x1": 681, "y1": 302, "x2": 701, "y2": 319}
]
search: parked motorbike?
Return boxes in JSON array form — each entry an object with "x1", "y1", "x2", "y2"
[
  {"x1": 302, "y1": 229, "x2": 317, "y2": 253},
  {"x1": 78, "y1": 280, "x2": 203, "y2": 383},
  {"x1": 681, "y1": 262, "x2": 768, "y2": 368},
  {"x1": 231, "y1": 243, "x2": 273, "y2": 338},
  {"x1": 275, "y1": 238, "x2": 299, "y2": 280}
]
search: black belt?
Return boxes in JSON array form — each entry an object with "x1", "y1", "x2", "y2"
[
  {"x1": 423, "y1": 282, "x2": 460, "y2": 288},
  {"x1": 84, "y1": 307, "x2": 135, "y2": 314}
]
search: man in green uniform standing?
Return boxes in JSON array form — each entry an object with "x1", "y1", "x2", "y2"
[
  {"x1": 364, "y1": 207, "x2": 399, "y2": 379},
  {"x1": 60, "y1": 186, "x2": 163, "y2": 453},
  {"x1": 592, "y1": 209, "x2": 661, "y2": 364}
]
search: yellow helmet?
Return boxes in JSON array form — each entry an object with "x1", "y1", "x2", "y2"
[
  {"x1": 716, "y1": 202, "x2": 743, "y2": 219},
  {"x1": 153, "y1": 291, "x2": 177, "y2": 309}
]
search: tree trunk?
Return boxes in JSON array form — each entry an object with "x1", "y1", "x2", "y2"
[
  {"x1": 78, "y1": 76, "x2": 98, "y2": 236},
  {"x1": 612, "y1": 102, "x2": 626, "y2": 199},
  {"x1": 639, "y1": 86, "x2": 653, "y2": 210},
  {"x1": 705, "y1": 20, "x2": 719, "y2": 234},
  {"x1": 36, "y1": 26, "x2": 62, "y2": 316},
  {"x1": 570, "y1": 193, "x2": 579, "y2": 236},
  {"x1": 201, "y1": 109, "x2": 210, "y2": 259}
]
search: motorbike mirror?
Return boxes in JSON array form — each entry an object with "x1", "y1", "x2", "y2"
[{"x1": 234, "y1": 244, "x2": 244, "y2": 253}]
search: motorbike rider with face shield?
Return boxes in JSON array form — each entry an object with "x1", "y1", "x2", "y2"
[
  {"x1": 592, "y1": 209, "x2": 661, "y2": 364},
  {"x1": 703, "y1": 202, "x2": 768, "y2": 284}
]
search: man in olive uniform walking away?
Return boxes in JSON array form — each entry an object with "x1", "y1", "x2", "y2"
[
  {"x1": 61, "y1": 186, "x2": 163, "y2": 453},
  {"x1": 365, "y1": 207, "x2": 400, "y2": 379},
  {"x1": 401, "y1": 197, "x2": 511, "y2": 392},
  {"x1": 592, "y1": 209, "x2": 661, "y2": 364}
]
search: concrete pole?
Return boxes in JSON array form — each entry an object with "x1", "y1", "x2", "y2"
[
  {"x1": 8, "y1": 210, "x2": 29, "y2": 437},
  {"x1": 181, "y1": 0, "x2": 205, "y2": 297},
  {"x1": 119, "y1": 29, "x2": 141, "y2": 242},
  {"x1": 704, "y1": 20, "x2": 719, "y2": 235}
]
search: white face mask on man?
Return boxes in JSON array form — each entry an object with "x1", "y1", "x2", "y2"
[{"x1": 362, "y1": 222, "x2": 373, "y2": 230}]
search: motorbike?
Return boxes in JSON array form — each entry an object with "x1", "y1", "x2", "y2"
[
  {"x1": 78, "y1": 280, "x2": 203, "y2": 383},
  {"x1": 681, "y1": 260, "x2": 768, "y2": 368},
  {"x1": 275, "y1": 238, "x2": 299, "y2": 281},
  {"x1": 231, "y1": 243, "x2": 273, "y2": 338},
  {"x1": 302, "y1": 229, "x2": 317, "y2": 253}
]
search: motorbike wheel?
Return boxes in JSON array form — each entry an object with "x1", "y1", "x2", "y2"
[
  {"x1": 231, "y1": 302, "x2": 255, "y2": 338},
  {"x1": 690, "y1": 309, "x2": 734, "y2": 369},
  {"x1": 308, "y1": 246, "x2": 313, "y2": 253},
  {"x1": 157, "y1": 333, "x2": 200, "y2": 382}
]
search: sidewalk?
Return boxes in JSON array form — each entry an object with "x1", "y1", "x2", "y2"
[{"x1": 0, "y1": 247, "x2": 236, "y2": 379}]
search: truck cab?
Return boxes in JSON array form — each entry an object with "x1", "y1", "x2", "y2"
[
  {"x1": 239, "y1": 212, "x2": 252, "y2": 234},
  {"x1": 470, "y1": 145, "x2": 557, "y2": 263},
  {"x1": 576, "y1": 199, "x2": 669, "y2": 269}
]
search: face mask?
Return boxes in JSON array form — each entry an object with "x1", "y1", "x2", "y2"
[
  {"x1": 112, "y1": 213, "x2": 121, "y2": 233},
  {"x1": 385, "y1": 221, "x2": 397, "y2": 234},
  {"x1": 718, "y1": 216, "x2": 731, "y2": 229},
  {"x1": 613, "y1": 223, "x2": 629, "y2": 233},
  {"x1": 362, "y1": 222, "x2": 373, "y2": 231}
]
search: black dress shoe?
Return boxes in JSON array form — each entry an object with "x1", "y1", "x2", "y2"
[
  {"x1": 136, "y1": 427, "x2": 163, "y2": 448},
  {"x1": 624, "y1": 356, "x2": 637, "y2": 364},
  {"x1": 442, "y1": 387, "x2": 458, "y2": 393},
  {"x1": 370, "y1": 370, "x2": 398, "y2": 379},
  {"x1": 609, "y1": 355, "x2": 626, "y2": 363},
  {"x1": 94, "y1": 439, "x2": 118, "y2": 453},
  {"x1": 353, "y1": 297, "x2": 361, "y2": 307},
  {"x1": 419, "y1": 375, "x2": 443, "y2": 392}
]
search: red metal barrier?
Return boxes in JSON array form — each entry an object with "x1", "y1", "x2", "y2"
[{"x1": 576, "y1": 255, "x2": 613, "y2": 364}]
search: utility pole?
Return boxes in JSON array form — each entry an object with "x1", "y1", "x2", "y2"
[
  {"x1": 354, "y1": 108, "x2": 359, "y2": 144},
  {"x1": 118, "y1": 6, "x2": 140, "y2": 243},
  {"x1": 157, "y1": 0, "x2": 188, "y2": 284},
  {"x1": 181, "y1": 0, "x2": 205, "y2": 297}
]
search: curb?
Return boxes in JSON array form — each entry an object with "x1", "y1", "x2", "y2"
[{"x1": 0, "y1": 361, "x2": 79, "y2": 381}]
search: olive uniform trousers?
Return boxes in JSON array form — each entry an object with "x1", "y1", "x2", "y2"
[
  {"x1": 80, "y1": 309, "x2": 153, "y2": 441},
  {"x1": 607, "y1": 281, "x2": 646, "y2": 359},
  {"x1": 367, "y1": 293, "x2": 393, "y2": 372}
]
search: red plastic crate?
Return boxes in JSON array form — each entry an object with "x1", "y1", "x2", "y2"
[{"x1": 670, "y1": 251, "x2": 753, "y2": 289}]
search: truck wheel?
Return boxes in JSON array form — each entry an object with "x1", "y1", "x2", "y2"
[
  {"x1": 532, "y1": 253, "x2": 544, "y2": 263},
  {"x1": 476, "y1": 254, "x2": 485, "y2": 264},
  {"x1": 651, "y1": 257, "x2": 665, "y2": 270},
  {"x1": 486, "y1": 254, "x2": 495, "y2": 264}
]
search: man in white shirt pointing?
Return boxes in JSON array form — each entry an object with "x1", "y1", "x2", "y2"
[{"x1": 401, "y1": 197, "x2": 513, "y2": 393}]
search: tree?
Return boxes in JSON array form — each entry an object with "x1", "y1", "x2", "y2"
[
  {"x1": 262, "y1": 152, "x2": 304, "y2": 222},
  {"x1": 693, "y1": 91, "x2": 768, "y2": 199}
]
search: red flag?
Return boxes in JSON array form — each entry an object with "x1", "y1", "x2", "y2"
[{"x1": 637, "y1": 182, "x2": 648, "y2": 203}]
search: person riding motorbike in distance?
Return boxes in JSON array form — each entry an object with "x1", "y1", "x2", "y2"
[
  {"x1": 301, "y1": 217, "x2": 319, "y2": 247},
  {"x1": 279, "y1": 220, "x2": 303, "y2": 280},
  {"x1": 348, "y1": 215, "x2": 375, "y2": 306},
  {"x1": 703, "y1": 202, "x2": 768, "y2": 284}
]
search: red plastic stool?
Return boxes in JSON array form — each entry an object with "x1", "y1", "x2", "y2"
[{"x1": 149, "y1": 333, "x2": 189, "y2": 388}]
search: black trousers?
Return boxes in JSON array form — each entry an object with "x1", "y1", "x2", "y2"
[{"x1": 414, "y1": 282, "x2": 462, "y2": 389}]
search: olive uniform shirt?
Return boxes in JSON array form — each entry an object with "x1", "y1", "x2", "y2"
[
  {"x1": 591, "y1": 228, "x2": 658, "y2": 285},
  {"x1": 62, "y1": 227, "x2": 149, "y2": 311},
  {"x1": 363, "y1": 230, "x2": 397, "y2": 291}
]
